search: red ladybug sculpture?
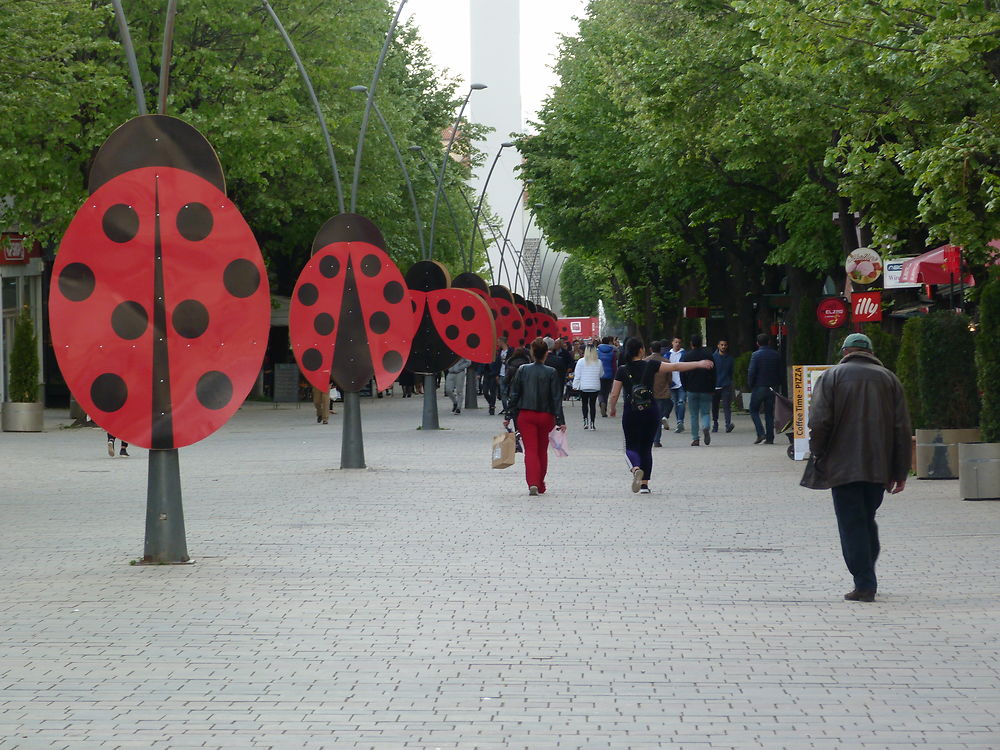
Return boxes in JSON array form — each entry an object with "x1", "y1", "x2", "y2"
[
  {"x1": 489, "y1": 285, "x2": 527, "y2": 348},
  {"x1": 50, "y1": 115, "x2": 270, "y2": 450}
]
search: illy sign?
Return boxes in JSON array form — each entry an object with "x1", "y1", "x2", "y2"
[{"x1": 852, "y1": 292, "x2": 882, "y2": 322}]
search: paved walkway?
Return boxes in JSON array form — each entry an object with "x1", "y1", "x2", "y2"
[{"x1": 2, "y1": 394, "x2": 1000, "y2": 749}]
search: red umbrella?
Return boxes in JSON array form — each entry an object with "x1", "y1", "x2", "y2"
[{"x1": 899, "y1": 244, "x2": 976, "y2": 286}]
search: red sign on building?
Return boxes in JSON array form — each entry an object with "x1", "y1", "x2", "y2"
[
  {"x1": 852, "y1": 292, "x2": 882, "y2": 322},
  {"x1": 816, "y1": 298, "x2": 849, "y2": 329},
  {"x1": 558, "y1": 316, "x2": 599, "y2": 340}
]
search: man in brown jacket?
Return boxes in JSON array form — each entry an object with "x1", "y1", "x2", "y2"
[{"x1": 802, "y1": 332, "x2": 911, "y2": 602}]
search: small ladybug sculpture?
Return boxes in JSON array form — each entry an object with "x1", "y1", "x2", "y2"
[
  {"x1": 453, "y1": 272, "x2": 509, "y2": 349},
  {"x1": 289, "y1": 214, "x2": 414, "y2": 393},
  {"x1": 536, "y1": 305, "x2": 559, "y2": 341},
  {"x1": 405, "y1": 261, "x2": 496, "y2": 374},
  {"x1": 50, "y1": 115, "x2": 270, "y2": 450},
  {"x1": 489, "y1": 285, "x2": 526, "y2": 348}
]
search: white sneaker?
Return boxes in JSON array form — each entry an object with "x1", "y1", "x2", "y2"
[
  {"x1": 639, "y1": 487, "x2": 651, "y2": 495},
  {"x1": 631, "y1": 467, "x2": 644, "y2": 493},
  {"x1": 528, "y1": 485, "x2": 539, "y2": 496},
  {"x1": 107, "y1": 440, "x2": 115, "y2": 457}
]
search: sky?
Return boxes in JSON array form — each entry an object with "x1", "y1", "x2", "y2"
[{"x1": 403, "y1": 0, "x2": 588, "y2": 128}]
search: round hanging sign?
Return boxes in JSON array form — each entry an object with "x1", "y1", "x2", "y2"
[
  {"x1": 816, "y1": 298, "x2": 849, "y2": 329},
  {"x1": 845, "y1": 247, "x2": 883, "y2": 285}
]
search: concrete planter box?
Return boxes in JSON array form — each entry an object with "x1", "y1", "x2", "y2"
[
  {"x1": 915, "y1": 428, "x2": 981, "y2": 479},
  {"x1": 959, "y1": 442, "x2": 1000, "y2": 501},
  {"x1": 1, "y1": 401, "x2": 44, "y2": 432}
]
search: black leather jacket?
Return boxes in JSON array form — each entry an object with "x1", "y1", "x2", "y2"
[{"x1": 505, "y1": 361, "x2": 565, "y2": 426}]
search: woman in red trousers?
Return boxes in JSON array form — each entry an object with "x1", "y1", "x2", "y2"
[{"x1": 504, "y1": 337, "x2": 567, "y2": 496}]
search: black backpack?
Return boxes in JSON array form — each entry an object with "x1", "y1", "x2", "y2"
[{"x1": 627, "y1": 363, "x2": 654, "y2": 411}]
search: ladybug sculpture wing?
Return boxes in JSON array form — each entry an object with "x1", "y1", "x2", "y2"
[
  {"x1": 289, "y1": 215, "x2": 414, "y2": 393},
  {"x1": 51, "y1": 165, "x2": 269, "y2": 449},
  {"x1": 426, "y1": 288, "x2": 496, "y2": 363}
]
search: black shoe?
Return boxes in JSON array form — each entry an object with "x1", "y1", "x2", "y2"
[
  {"x1": 653, "y1": 442, "x2": 663, "y2": 448},
  {"x1": 726, "y1": 423, "x2": 734, "y2": 433},
  {"x1": 119, "y1": 447, "x2": 129, "y2": 457},
  {"x1": 703, "y1": 427, "x2": 711, "y2": 445},
  {"x1": 764, "y1": 438, "x2": 774, "y2": 444},
  {"x1": 455, "y1": 408, "x2": 461, "y2": 415},
  {"x1": 691, "y1": 438, "x2": 700, "y2": 446},
  {"x1": 844, "y1": 589, "x2": 876, "y2": 602},
  {"x1": 489, "y1": 407, "x2": 495, "y2": 415},
  {"x1": 317, "y1": 415, "x2": 322, "y2": 423},
  {"x1": 754, "y1": 435, "x2": 765, "y2": 444},
  {"x1": 712, "y1": 423, "x2": 718, "y2": 433}
]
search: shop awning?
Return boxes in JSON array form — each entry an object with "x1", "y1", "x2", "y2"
[{"x1": 898, "y1": 244, "x2": 976, "y2": 286}]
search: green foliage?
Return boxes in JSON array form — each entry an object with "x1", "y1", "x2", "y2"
[
  {"x1": 8, "y1": 306, "x2": 39, "y2": 403},
  {"x1": 976, "y1": 273, "x2": 1000, "y2": 442},
  {"x1": 896, "y1": 317, "x2": 925, "y2": 429},
  {"x1": 862, "y1": 323, "x2": 900, "y2": 373},
  {"x1": 733, "y1": 351, "x2": 752, "y2": 393},
  {"x1": 559, "y1": 258, "x2": 599, "y2": 316},
  {"x1": 792, "y1": 297, "x2": 827, "y2": 365},
  {"x1": 917, "y1": 312, "x2": 978, "y2": 429}
]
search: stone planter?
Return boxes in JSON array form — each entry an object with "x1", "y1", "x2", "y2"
[
  {"x1": 739, "y1": 392, "x2": 751, "y2": 411},
  {"x1": 959, "y1": 442, "x2": 1000, "y2": 501},
  {"x1": 1, "y1": 401, "x2": 44, "y2": 432},
  {"x1": 914, "y1": 428, "x2": 981, "y2": 479}
]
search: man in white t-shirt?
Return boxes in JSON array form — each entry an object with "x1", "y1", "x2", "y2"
[{"x1": 667, "y1": 337, "x2": 686, "y2": 433}]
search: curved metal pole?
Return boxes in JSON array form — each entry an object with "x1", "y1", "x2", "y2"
[
  {"x1": 351, "y1": 0, "x2": 408, "y2": 213},
  {"x1": 262, "y1": 0, "x2": 345, "y2": 213},
  {"x1": 411, "y1": 147, "x2": 466, "y2": 258},
  {"x1": 546, "y1": 252, "x2": 568, "y2": 306},
  {"x1": 455, "y1": 184, "x2": 497, "y2": 279},
  {"x1": 495, "y1": 188, "x2": 527, "y2": 291},
  {"x1": 428, "y1": 84, "x2": 485, "y2": 258},
  {"x1": 512, "y1": 211, "x2": 538, "y2": 296},
  {"x1": 158, "y1": 0, "x2": 178, "y2": 114},
  {"x1": 467, "y1": 142, "x2": 513, "y2": 271},
  {"x1": 110, "y1": 0, "x2": 147, "y2": 115}
]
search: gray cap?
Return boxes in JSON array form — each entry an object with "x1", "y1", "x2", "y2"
[{"x1": 842, "y1": 332, "x2": 873, "y2": 351}]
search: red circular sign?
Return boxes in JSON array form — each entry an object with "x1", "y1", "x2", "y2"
[{"x1": 816, "y1": 298, "x2": 849, "y2": 329}]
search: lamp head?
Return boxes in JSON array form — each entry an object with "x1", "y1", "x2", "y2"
[
  {"x1": 470, "y1": 83, "x2": 488, "y2": 91},
  {"x1": 349, "y1": 85, "x2": 368, "y2": 93},
  {"x1": 408, "y1": 145, "x2": 423, "y2": 152},
  {"x1": 501, "y1": 141, "x2": 516, "y2": 148}
]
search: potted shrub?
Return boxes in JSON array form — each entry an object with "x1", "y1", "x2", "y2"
[
  {"x1": 914, "y1": 311, "x2": 979, "y2": 478},
  {"x1": 960, "y1": 271, "x2": 1000, "y2": 500},
  {"x1": 1, "y1": 304, "x2": 44, "y2": 432}
]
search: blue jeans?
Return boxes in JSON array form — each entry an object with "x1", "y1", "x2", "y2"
[
  {"x1": 831, "y1": 482, "x2": 884, "y2": 592},
  {"x1": 653, "y1": 397, "x2": 673, "y2": 443},
  {"x1": 670, "y1": 386, "x2": 686, "y2": 426},
  {"x1": 687, "y1": 391, "x2": 712, "y2": 439},
  {"x1": 749, "y1": 386, "x2": 774, "y2": 440}
]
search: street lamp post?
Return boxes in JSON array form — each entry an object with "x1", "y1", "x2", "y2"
[
  {"x1": 512, "y1": 205, "x2": 544, "y2": 297},
  {"x1": 467, "y1": 141, "x2": 515, "y2": 271},
  {"x1": 350, "y1": 86, "x2": 424, "y2": 257},
  {"x1": 495, "y1": 180, "x2": 532, "y2": 291},
  {"x1": 427, "y1": 83, "x2": 487, "y2": 258}
]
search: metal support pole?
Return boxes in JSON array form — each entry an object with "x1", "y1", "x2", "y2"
[
  {"x1": 421, "y1": 374, "x2": 439, "y2": 430},
  {"x1": 464, "y1": 366, "x2": 479, "y2": 410},
  {"x1": 143, "y1": 449, "x2": 189, "y2": 563},
  {"x1": 157, "y1": 0, "x2": 178, "y2": 115},
  {"x1": 110, "y1": 0, "x2": 147, "y2": 115},
  {"x1": 340, "y1": 391, "x2": 366, "y2": 469}
]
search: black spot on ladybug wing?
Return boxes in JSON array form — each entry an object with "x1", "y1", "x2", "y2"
[
  {"x1": 383, "y1": 281, "x2": 404, "y2": 304},
  {"x1": 302, "y1": 348, "x2": 323, "y2": 371},
  {"x1": 111, "y1": 301, "x2": 148, "y2": 340},
  {"x1": 298, "y1": 283, "x2": 319, "y2": 306},
  {"x1": 467, "y1": 334, "x2": 480, "y2": 349},
  {"x1": 437, "y1": 299, "x2": 451, "y2": 315},
  {"x1": 176, "y1": 202, "x2": 213, "y2": 241},
  {"x1": 461, "y1": 306, "x2": 475, "y2": 321},
  {"x1": 320, "y1": 255, "x2": 340, "y2": 279},
  {"x1": 383, "y1": 350, "x2": 403, "y2": 373},
  {"x1": 58, "y1": 263, "x2": 96, "y2": 302},
  {"x1": 103, "y1": 204, "x2": 139, "y2": 243},
  {"x1": 91, "y1": 373, "x2": 128, "y2": 413},
  {"x1": 369, "y1": 311, "x2": 390, "y2": 335},
  {"x1": 196, "y1": 370, "x2": 233, "y2": 410},
  {"x1": 360, "y1": 254, "x2": 381, "y2": 277},
  {"x1": 445, "y1": 325, "x2": 459, "y2": 340},
  {"x1": 223, "y1": 258, "x2": 261, "y2": 298},
  {"x1": 314, "y1": 313, "x2": 335, "y2": 336},
  {"x1": 172, "y1": 299, "x2": 210, "y2": 339}
]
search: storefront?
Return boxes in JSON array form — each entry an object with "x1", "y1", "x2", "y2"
[{"x1": 1, "y1": 233, "x2": 44, "y2": 403}]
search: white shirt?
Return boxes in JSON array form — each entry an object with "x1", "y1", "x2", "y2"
[{"x1": 668, "y1": 348, "x2": 685, "y2": 388}]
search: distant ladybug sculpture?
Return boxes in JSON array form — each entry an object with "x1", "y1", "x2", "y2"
[
  {"x1": 50, "y1": 115, "x2": 270, "y2": 450},
  {"x1": 405, "y1": 261, "x2": 496, "y2": 374},
  {"x1": 489, "y1": 285, "x2": 526, "y2": 348},
  {"x1": 453, "y1": 272, "x2": 510, "y2": 348},
  {"x1": 289, "y1": 214, "x2": 414, "y2": 393}
]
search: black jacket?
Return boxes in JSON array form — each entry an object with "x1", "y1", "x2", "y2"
[
  {"x1": 505, "y1": 361, "x2": 566, "y2": 426},
  {"x1": 680, "y1": 347, "x2": 715, "y2": 393},
  {"x1": 748, "y1": 346, "x2": 783, "y2": 388}
]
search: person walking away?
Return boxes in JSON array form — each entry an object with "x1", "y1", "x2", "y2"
[
  {"x1": 544, "y1": 338, "x2": 572, "y2": 400},
  {"x1": 597, "y1": 336, "x2": 617, "y2": 417},
  {"x1": 107, "y1": 433, "x2": 129, "y2": 457},
  {"x1": 681, "y1": 334, "x2": 715, "y2": 446},
  {"x1": 711, "y1": 339, "x2": 735, "y2": 433},
  {"x1": 497, "y1": 338, "x2": 511, "y2": 413},
  {"x1": 504, "y1": 337, "x2": 567, "y2": 496},
  {"x1": 608, "y1": 337, "x2": 713, "y2": 494},
  {"x1": 747, "y1": 333, "x2": 783, "y2": 444},
  {"x1": 572, "y1": 341, "x2": 603, "y2": 430},
  {"x1": 644, "y1": 341, "x2": 673, "y2": 447},
  {"x1": 312, "y1": 385, "x2": 330, "y2": 424},
  {"x1": 444, "y1": 358, "x2": 471, "y2": 414},
  {"x1": 482, "y1": 340, "x2": 504, "y2": 415},
  {"x1": 667, "y1": 337, "x2": 686, "y2": 432},
  {"x1": 801, "y1": 333, "x2": 911, "y2": 602}
]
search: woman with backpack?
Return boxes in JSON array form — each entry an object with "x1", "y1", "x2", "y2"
[{"x1": 608, "y1": 337, "x2": 713, "y2": 494}]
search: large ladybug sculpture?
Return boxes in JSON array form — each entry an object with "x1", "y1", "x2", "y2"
[
  {"x1": 453, "y1": 272, "x2": 510, "y2": 349},
  {"x1": 50, "y1": 115, "x2": 271, "y2": 450},
  {"x1": 405, "y1": 261, "x2": 495, "y2": 374},
  {"x1": 489, "y1": 285, "x2": 527, "y2": 348},
  {"x1": 289, "y1": 214, "x2": 414, "y2": 393}
]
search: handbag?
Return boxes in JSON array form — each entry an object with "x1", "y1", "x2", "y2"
[
  {"x1": 491, "y1": 431, "x2": 516, "y2": 469},
  {"x1": 548, "y1": 428, "x2": 569, "y2": 457}
]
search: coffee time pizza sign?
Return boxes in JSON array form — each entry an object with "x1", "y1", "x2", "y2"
[{"x1": 845, "y1": 247, "x2": 883, "y2": 285}]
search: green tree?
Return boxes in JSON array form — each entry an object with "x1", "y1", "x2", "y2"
[{"x1": 8, "y1": 305, "x2": 39, "y2": 403}]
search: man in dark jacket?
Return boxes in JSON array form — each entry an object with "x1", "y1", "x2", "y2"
[
  {"x1": 747, "y1": 333, "x2": 783, "y2": 444},
  {"x1": 711, "y1": 339, "x2": 735, "y2": 433},
  {"x1": 801, "y1": 333, "x2": 911, "y2": 603},
  {"x1": 680, "y1": 334, "x2": 716, "y2": 446}
]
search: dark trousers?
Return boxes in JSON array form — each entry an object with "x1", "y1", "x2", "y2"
[
  {"x1": 580, "y1": 391, "x2": 598, "y2": 423},
  {"x1": 711, "y1": 385, "x2": 732, "y2": 427},
  {"x1": 599, "y1": 378, "x2": 613, "y2": 406},
  {"x1": 831, "y1": 482, "x2": 884, "y2": 592},
  {"x1": 482, "y1": 375, "x2": 498, "y2": 409},
  {"x1": 749, "y1": 386, "x2": 775, "y2": 440},
  {"x1": 622, "y1": 405, "x2": 660, "y2": 482},
  {"x1": 653, "y1": 397, "x2": 673, "y2": 443}
]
